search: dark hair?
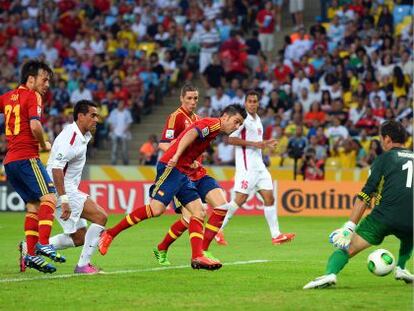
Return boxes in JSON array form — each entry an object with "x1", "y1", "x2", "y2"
[
  {"x1": 220, "y1": 104, "x2": 247, "y2": 119},
  {"x1": 180, "y1": 82, "x2": 198, "y2": 97},
  {"x1": 20, "y1": 60, "x2": 53, "y2": 84},
  {"x1": 245, "y1": 89, "x2": 261, "y2": 101},
  {"x1": 393, "y1": 66, "x2": 405, "y2": 88},
  {"x1": 380, "y1": 120, "x2": 407, "y2": 144},
  {"x1": 73, "y1": 100, "x2": 97, "y2": 121}
]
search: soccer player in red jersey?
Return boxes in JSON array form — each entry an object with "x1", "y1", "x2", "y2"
[
  {"x1": 99, "y1": 104, "x2": 246, "y2": 270},
  {"x1": 153, "y1": 83, "x2": 239, "y2": 265},
  {"x1": 0, "y1": 60, "x2": 65, "y2": 273}
]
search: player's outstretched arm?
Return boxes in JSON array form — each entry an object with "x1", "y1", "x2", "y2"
[
  {"x1": 329, "y1": 198, "x2": 368, "y2": 249},
  {"x1": 168, "y1": 129, "x2": 198, "y2": 167},
  {"x1": 228, "y1": 137, "x2": 277, "y2": 150},
  {"x1": 30, "y1": 119, "x2": 50, "y2": 151},
  {"x1": 52, "y1": 168, "x2": 71, "y2": 221}
]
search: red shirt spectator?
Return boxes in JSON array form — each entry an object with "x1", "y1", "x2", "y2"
[
  {"x1": 93, "y1": 0, "x2": 110, "y2": 13},
  {"x1": 58, "y1": 0, "x2": 77, "y2": 13},
  {"x1": 58, "y1": 11, "x2": 82, "y2": 40},
  {"x1": 274, "y1": 62, "x2": 292, "y2": 84},
  {"x1": 256, "y1": 7, "x2": 275, "y2": 34}
]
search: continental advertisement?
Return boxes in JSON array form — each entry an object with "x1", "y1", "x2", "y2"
[{"x1": 0, "y1": 180, "x2": 366, "y2": 217}]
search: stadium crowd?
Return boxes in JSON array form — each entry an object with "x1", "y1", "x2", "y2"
[{"x1": 0, "y1": 0, "x2": 413, "y2": 179}]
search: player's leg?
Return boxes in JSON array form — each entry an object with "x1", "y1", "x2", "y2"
[
  {"x1": 304, "y1": 233, "x2": 372, "y2": 289},
  {"x1": 154, "y1": 201, "x2": 190, "y2": 266},
  {"x1": 6, "y1": 159, "x2": 61, "y2": 273},
  {"x1": 394, "y1": 231, "x2": 413, "y2": 283},
  {"x1": 304, "y1": 215, "x2": 386, "y2": 289},
  {"x1": 99, "y1": 199, "x2": 162, "y2": 255},
  {"x1": 50, "y1": 226, "x2": 87, "y2": 250},
  {"x1": 99, "y1": 164, "x2": 179, "y2": 255},
  {"x1": 258, "y1": 187, "x2": 295, "y2": 244},
  {"x1": 184, "y1": 198, "x2": 222, "y2": 270},
  {"x1": 74, "y1": 198, "x2": 107, "y2": 273},
  {"x1": 202, "y1": 184, "x2": 237, "y2": 252}
]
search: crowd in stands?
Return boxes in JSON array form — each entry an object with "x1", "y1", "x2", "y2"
[{"x1": 0, "y1": 0, "x2": 413, "y2": 179}]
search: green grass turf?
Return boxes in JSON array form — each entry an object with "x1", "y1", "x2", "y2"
[{"x1": 0, "y1": 213, "x2": 412, "y2": 311}]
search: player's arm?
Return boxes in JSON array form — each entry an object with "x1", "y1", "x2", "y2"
[
  {"x1": 27, "y1": 92, "x2": 50, "y2": 151},
  {"x1": 159, "y1": 113, "x2": 182, "y2": 152},
  {"x1": 330, "y1": 156, "x2": 384, "y2": 249},
  {"x1": 30, "y1": 120, "x2": 50, "y2": 151},
  {"x1": 49, "y1": 141, "x2": 76, "y2": 220},
  {"x1": 167, "y1": 128, "x2": 198, "y2": 167},
  {"x1": 228, "y1": 137, "x2": 277, "y2": 149}
]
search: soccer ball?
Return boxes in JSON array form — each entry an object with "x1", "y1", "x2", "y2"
[{"x1": 367, "y1": 249, "x2": 396, "y2": 276}]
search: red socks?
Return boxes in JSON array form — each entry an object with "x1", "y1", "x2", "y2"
[
  {"x1": 203, "y1": 208, "x2": 227, "y2": 251},
  {"x1": 38, "y1": 200, "x2": 55, "y2": 245},
  {"x1": 158, "y1": 217, "x2": 189, "y2": 251},
  {"x1": 25, "y1": 212, "x2": 39, "y2": 256},
  {"x1": 107, "y1": 205, "x2": 153, "y2": 238},
  {"x1": 189, "y1": 216, "x2": 204, "y2": 259}
]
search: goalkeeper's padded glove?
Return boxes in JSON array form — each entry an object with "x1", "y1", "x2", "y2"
[{"x1": 329, "y1": 221, "x2": 356, "y2": 250}]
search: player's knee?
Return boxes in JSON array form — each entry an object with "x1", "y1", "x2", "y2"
[
  {"x1": 263, "y1": 198, "x2": 275, "y2": 206},
  {"x1": 192, "y1": 208, "x2": 206, "y2": 220},
  {"x1": 150, "y1": 204, "x2": 165, "y2": 217},
  {"x1": 41, "y1": 194, "x2": 57, "y2": 206}
]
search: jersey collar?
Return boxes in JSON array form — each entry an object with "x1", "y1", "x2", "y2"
[
  {"x1": 179, "y1": 106, "x2": 195, "y2": 120},
  {"x1": 72, "y1": 122, "x2": 92, "y2": 144}
]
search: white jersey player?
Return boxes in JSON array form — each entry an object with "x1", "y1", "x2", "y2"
[
  {"x1": 47, "y1": 100, "x2": 107, "y2": 274},
  {"x1": 216, "y1": 90, "x2": 295, "y2": 245}
]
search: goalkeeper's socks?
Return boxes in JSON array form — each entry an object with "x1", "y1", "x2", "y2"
[
  {"x1": 24, "y1": 212, "x2": 39, "y2": 256},
  {"x1": 189, "y1": 216, "x2": 204, "y2": 259},
  {"x1": 326, "y1": 249, "x2": 349, "y2": 274},
  {"x1": 158, "y1": 217, "x2": 189, "y2": 251},
  {"x1": 38, "y1": 199, "x2": 56, "y2": 245},
  {"x1": 203, "y1": 207, "x2": 228, "y2": 251},
  {"x1": 264, "y1": 205, "x2": 281, "y2": 238},
  {"x1": 49, "y1": 234, "x2": 75, "y2": 250},
  {"x1": 221, "y1": 201, "x2": 239, "y2": 230},
  {"x1": 78, "y1": 224, "x2": 105, "y2": 267},
  {"x1": 107, "y1": 205, "x2": 153, "y2": 238}
]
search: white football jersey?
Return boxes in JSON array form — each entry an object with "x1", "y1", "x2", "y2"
[
  {"x1": 230, "y1": 112, "x2": 266, "y2": 172},
  {"x1": 47, "y1": 122, "x2": 92, "y2": 192}
]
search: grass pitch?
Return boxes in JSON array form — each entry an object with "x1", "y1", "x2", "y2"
[{"x1": 0, "y1": 213, "x2": 412, "y2": 311}]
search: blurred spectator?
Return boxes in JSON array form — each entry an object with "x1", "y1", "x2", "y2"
[
  {"x1": 199, "y1": 19, "x2": 220, "y2": 73},
  {"x1": 287, "y1": 126, "x2": 307, "y2": 160},
  {"x1": 213, "y1": 136, "x2": 235, "y2": 166},
  {"x1": 139, "y1": 134, "x2": 158, "y2": 165},
  {"x1": 289, "y1": 0, "x2": 304, "y2": 30},
  {"x1": 107, "y1": 102, "x2": 133, "y2": 165},
  {"x1": 211, "y1": 86, "x2": 231, "y2": 113},
  {"x1": 256, "y1": 1, "x2": 275, "y2": 56},
  {"x1": 299, "y1": 148, "x2": 324, "y2": 180},
  {"x1": 202, "y1": 53, "x2": 225, "y2": 95},
  {"x1": 70, "y1": 80, "x2": 93, "y2": 105}
]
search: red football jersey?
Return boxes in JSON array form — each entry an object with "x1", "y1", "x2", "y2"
[
  {"x1": 0, "y1": 85, "x2": 43, "y2": 164},
  {"x1": 160, "y1": 106, "x2": 207, "y2": 181},
  {"x1": 160, "y1": 118, "x2": 221, "y2": 176}
]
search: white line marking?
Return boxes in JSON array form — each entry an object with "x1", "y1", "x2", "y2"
[{"x1": 0, "y1": 259, "x2": 272, "y2": 283}]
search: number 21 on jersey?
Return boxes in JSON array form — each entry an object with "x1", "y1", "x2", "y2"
[{"x1": 4, "y1": 104, "x2": 21, "y2": 136}]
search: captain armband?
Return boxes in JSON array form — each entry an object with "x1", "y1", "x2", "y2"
[{"x1": 357, "y1": 191, "x2": 371, "y2": 204}]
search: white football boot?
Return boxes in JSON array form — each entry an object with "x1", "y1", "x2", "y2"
[
  {"x1": 303, "y1": 274, "x2": 337, "y2": 289},
  {"x1": 395, "y1": 266, "x2": 414, "y2": 284}
]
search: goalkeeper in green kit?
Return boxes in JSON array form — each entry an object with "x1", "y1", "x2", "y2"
[{"x1": 304, "y1": 120, "x2": 413, "y2": 289}]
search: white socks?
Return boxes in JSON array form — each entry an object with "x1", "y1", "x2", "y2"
[
  {"x1": 77, "y1": 223, "x2": 105, "y2": 267},
  {"x1": 49, "y1": 233, "x2": 75, "y2": 250},
  {"x1": 221, "y1": 201, "x2": 239, "y2": 230},
  {"x1": 264, "y1": 205, "x2": 280, "y2": 238}
]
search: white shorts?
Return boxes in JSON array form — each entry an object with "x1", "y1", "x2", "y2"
[
  {"x1": 289, "y1": 0, "x2": 304, "y2": 13},
  {"x1": 55, "y1": 190, "x2": 88, "y2": 234},
  {"x1": 233, "y1": 169, "x2": 273, "y2": 195},
  {"x1": 258, "y1": 33, "x2": 274, "y2": 53}
]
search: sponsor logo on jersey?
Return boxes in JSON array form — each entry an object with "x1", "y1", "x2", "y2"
[
  {"x1": 10, "y1": 94, "x2": 19, "y2": 101},
  {"x1": 165, "y1": 129, "x2": 174, "y2": 139},
  {"x1": 56, "y1": 153, "x2": 63, "y2": 161}
]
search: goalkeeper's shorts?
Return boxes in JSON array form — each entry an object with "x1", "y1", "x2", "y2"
[{"x1": 356, "y1": 215, "x2": 412, "y2": 245}]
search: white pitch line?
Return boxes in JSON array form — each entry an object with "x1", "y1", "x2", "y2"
[{"x1": 0, "y1": 259, "x2": 272, "y2": 284}]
